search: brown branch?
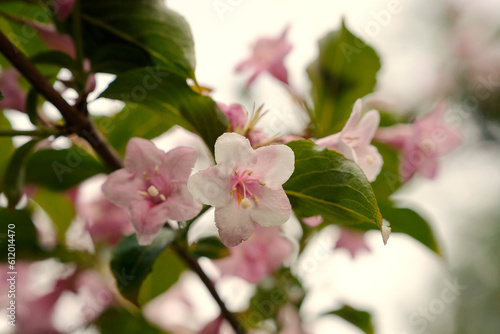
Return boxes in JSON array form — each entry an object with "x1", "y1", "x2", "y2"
[
  {"x1": 0, "y1": 29, "x2": 123, "y2": 171},
  {"x1": 173, "y1": 244, "x2": 246, "y2": 334}
]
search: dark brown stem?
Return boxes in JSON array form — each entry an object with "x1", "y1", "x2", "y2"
[
  {"x1": 0, "y1": 29, "x2": 123, "y2": 171},
  {"x1": 173, "y1": 244, "x2": 246, "y2": 334}
]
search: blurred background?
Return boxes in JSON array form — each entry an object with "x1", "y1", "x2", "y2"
[{"x1": 1, "y1": 0, "x2": 500, "y2": 333}]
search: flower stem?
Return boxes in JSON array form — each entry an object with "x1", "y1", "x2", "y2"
[
  {"x1": 0, "y1": 128, "x2": 60, "y2": 137},
  {"x1": 173, "y1": 244, "x2": 246, "y2": 334}
]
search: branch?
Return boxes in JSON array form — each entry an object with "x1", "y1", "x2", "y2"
[
  {"x1": 0, "y1": 128, "x2": 60, "y2": 137},
  {"x1": 173, "y1": 244, "x2": 246, "y2": 334},
  {"x1": 0, "y1": 30, "x2": 123, "y2": 171}
]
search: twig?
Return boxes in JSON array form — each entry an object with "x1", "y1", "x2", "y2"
[
  {"x1": 0, "y1": 30, "x2": 123, "y2": 171},
  {"x1": 0, "y1": 129, "x2": 60, "y2": 137},
  {"x1": 173, "y1": 244, "x2": 246, "y2": 334}
]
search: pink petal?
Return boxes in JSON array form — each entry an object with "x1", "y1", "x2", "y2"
[
  {"x1": 334, "y1": 227, "x2": 371, "y2": 259},
  {"x1": 198, "y1": 316, "x2": 224, "y2": 334},
  {"x1": 317, "y1": 134, "x2": 356, "y2": 161},
  {"x1": 418, "y1": 158, "x2": 439, "y2": 179},
  {"x1": 350, "y1": 109, "x2": 380, "y2": 146},
  {"x1": 253, "y1": 144, "x2": 295, "y2": 188},
  {"x1": 187, "y1": 166, "x2": 232, "y2": 208},
  {"x1": 302, "y1": 215, "x2": 323, "y2": 227},
  {"x1": 159, "y1": 146, "x2": 198, "y2": 182},
  {"x1": 30, "y1": 22, "x2": 76, "y2": 58},
  {"x1": 353, "y1": 145, "x2": 383, "y2": 182},
  {"x1": 341, "y1": 99, "x2": 362, "y2": 134},
  {"x1": 161, "y1": 186, "x2": 202, "y2": 221},
  {"x1": 267, "y1": 61, "x2": 289, "y2": 84},
  {"x1": 217, "y1": 103, "x2": 248, "y2": 130},
  {"x1": 251, "y1": 187, "x2": 291, "y2": 227},
  {"x1": 215, "y1": 201, "x2": 257, "y2": 247},
  {"x1": 214, "y1": 132, "x2": 255, "y2": 168},
  {"x1": 0, "y1": 69, "x2": 26, "y2": 112},
  {"x1": 124, "y1": 137, "x2": 165, "y2": 173},
  {"x1": 101, "y1": 169, "x2": 144, "y2": 208},
  {"x1": 375, "y1": 124, "x2": 414, "y2": 150},
  {"x1": 54, "y1": 0, "x2": 75, "y2": 21},
  {"x1": 129, "y1": 199, "x2": 163, "y2": 245}
]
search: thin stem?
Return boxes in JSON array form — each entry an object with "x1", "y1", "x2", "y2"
[
  {"x1": 173, "y1": 244, "x2": 246, "y2": 334},
  {"x1": 0, "y1": 129, "x2": 60, "y2": 137},
  {"x1": 0, "y1": 29, "x2": 123, "y2": 171},
  {"x1": 72, "y1": 0, "x2": 84, "y2": 69}
]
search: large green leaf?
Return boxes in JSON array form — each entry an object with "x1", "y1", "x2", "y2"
[
  {"x1": 138, "y1": 249, "x2": 186, "y2": 306},
  {"x1": 3, "y1": 140, "x2": 38, "y2": 209},
  {"x1": 96, "y1": 308, "x2": 163, "y2": 334},
  {"x1": 327, "y1": 305, "x2": 374, "y2": 334},
  {"x1": 80, "y1": 0, "x2": 195, "y2": 78},
  {"x1": 190, "y1": 236, "x2": 230, "y2": 260},
  {"x1": 307, "y1": 21, "x2": 381, "y2": 137},
  {"x1": 378, "y1": 200, "x2": 440, "y2": 255},
  {"x1": 0, "y1": 114, "x2": 14, "y2": 193},
  {"x1": 24, "y1": 147, "x2": 107, "y2": 190},
  {"x1": 284, "y1": 140, "x2": 382, "y2": 229},
  {"x1": 110, "y1": 229, "x2": 176, "y2": 306},
  {"x1": 100, "y1": 67, "x2": 228, "y2": 152}
]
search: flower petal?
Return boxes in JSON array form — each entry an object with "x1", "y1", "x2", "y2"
[
  {"x1": 351, "y1": 109, "x2": 380, "y2": 146},
  {"x1": 214, "y1": 132, "x2": 255, "y2": 168},
  {"x1": 253, "y1": 144, "x2": 295, "y2": 188},
  {"x1": 162, "y1": 186, "x2": 202, "y2": 221},
  {"x1": 187, "y1": 166, "x2": 232, "y2": 208},
  {"x1": 251, "y1": 187, "x2": 291, "y2": 227},
  {"x1": 124, "y1": 137, "x2": 165, "y2": 173},
  {"x1": 129, "y1": 200, "x2": 163, "y2": 245},
  {"x1": 215, "y1": 202, "x2": 257, "y2": 247},
  {"x1": 159, "y1": 146, "x2": 198, "y2": 182},
  {"x1": 317, "y1": 134, "x2": 356, "y2": 161},
  {"x1": 101, "y1": 169, "x2": 143, "y2": 208},
  {"x1": 354, "y1": 145, "x2": 383, "y2": 182},
  {"x1": 341, "y1": 99, "x2": 362, "y2": 133},
  {"x1": 375, "y1": 124, "x2": 413, "y2": 150}
]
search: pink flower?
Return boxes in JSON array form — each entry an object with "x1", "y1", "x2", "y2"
[
  {"x1": 236, "y1": 25, "x2": 292, "y2": 87},
  {"x1": 217, "y1": 102, "x2": 268, "y2": 147},
  {"x1": 0, "y1": 69, "x2": 26, "y2": 112},
  {"x1": 79, "y1": 196, "x2": 134, "y2": 245},
  {"x1": 30, "y1": 21, "x2": 76, "y2": 58},
  {"x1": 54, "y1": 0, "x2": 75, "y2": 21},
  {"x1": 316, "y1": 99, "x2": 383, "y2": 182},
  {"x1": 214, "y1": 225, "x2": 293, "y2": 283},
  {"x1": 375, "y1": 102, "x2": 462, "y2": 180},
  {"x1": 334, "y1": 228, "x2": 371, "y2": 259},
  {"x1": 102, "y1": 138, "x2": 202, "y2": 245},
  {"x1": 302, "y1": 215, "x2": 323, "y2": 227},
  {"x1": 188, "y1": 132, "x2": 294, "y2": 247}
]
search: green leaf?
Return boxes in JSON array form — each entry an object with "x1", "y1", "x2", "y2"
[
  {"x1": 100, "y1": 67, "x2": 228, "y2": 152},
  {"x1": 30, "y1": 50, "x2": 80, "y2": 73},
  {"x1": 284, "y1": 140, "x2": 382, "y2": 229},
  {"x1": 32, "y1": 188, "x2": 76, "y2": 243},
  {"x1": 0, "y1": 208, "x2": 44, "y2": 262},
  {"x1": 370, "y1": 143, "x2": 402, "y2": 202},
  {"x1": 327, "y1": 305, "x2": 374, "y2": 334},
  {"x1": 307, "y1": 21, "x2": 381, "y2": 137},
  {"x1": 96, "y1": 308, "x2": 163, "y2": 334},
  {"x1": 138, "y1": 249, "x2": 186, "y2": 306},
  {"x1": 110, "y1": 229, "x2": 176, "y2": 306},
  {"x1": 3, "y1": 140, "x2": 38, "y2": 209},
  {"x1": 24, "y1": 147, "x2": 107, "y2": 191},
  {"x1": 0, "y1": 114, "x2": 14, "y2": 193},
  {"x1": 26, "y1": 88, "x2": 38, "y2": 125},
  {"x1": 379, "y1": 200, "x2": 441, "y2": 255},
  {"x1": 80, "y1": 0, "x2": 195, "y2": 78},
  {"x1": 190, "y1": 236, "x2": 230, "y2": 259}
]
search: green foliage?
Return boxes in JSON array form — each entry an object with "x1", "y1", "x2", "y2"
[
  {"x1": 25, "y1": 88, "x2": 38, "y2": 125},
  {"x1": 3, "y1": 139, "x2": 38, "y2": 209},
  {"x1": 110, "y1": 229, "x2": 176, "y2": 306},
  {"x1": 32, "y1": 188, "x2": 76, "y2": 243},
  {"x1": 79, "y1": 0, "x2": 195, "y2": 78},
  {"x1": 0, "y1": 114, "x2": 14, "y2": 193},
  {"x1": 284, "y1": 140, "x2": 382, "y2": 229},
  {"x1": 96, "y1": 308, "x2": 163, "y2": 334},
  {"x1": 307, "y1": 21, "x2": 381, "y2": 137},
  {"x1": 24, "y1": 147, "x2": 107, "y2": 191},
  {"x1": 327, "y1": 305, "x2": 374, "y2": 334},
  {"x1": 100, "y1": 67, "x2": 228, "y2": 153},
  {"x1": 138, "y1": 249, "x2": 186, "y2": 306},
  {"x1": 190, "y1": 236, "x2": 230, "y2": 260}
]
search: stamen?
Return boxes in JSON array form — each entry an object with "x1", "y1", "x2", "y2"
[
  {"x1": 366, "y1": 155, "x2": 374, "y2": 164},
  {"x1": 234, "y1": 170, "x2": 238, "y2": 176},
  {"x1": 143, "y1": 172, "x2": 150, "y2": 181},
  {"x1": 247, "y1": 171, "x2": 253, "y2": 176},
  {"x1": 148, "y1": 185, "x2": 159, "y2": 196},
  {"x1": 154, "y1": 165, "x2": 159, "y2": 175},
  {"x1": 137, "y1": 191, "x2": 149, "y2": 196},
  {"x1": 159, "y1": 194, "x2": 166, "y2": 201},
  {"x1": 230, "y1": 188, "x2": 237, "y2": 196},
  {"x1": 258, "y1": 180, "x2": 266, "y2": 186},
  {"x1": 251, "y1": 194, "x2": 259, "y2": 202},
  {"x1": 241, "y1": 198, "x2": 251, "y2": 209}
]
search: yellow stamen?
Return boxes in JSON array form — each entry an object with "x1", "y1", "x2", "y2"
[
  {"x1": 366, "y1": 155, "x2": 374, "y2": 164},
  {"x1": 247, "y1": 171, "x2": 253, "y2": 176},
  {"x1": 251, "y1": 194, "x2": 259, "y2": 202},
  {"x1": 148, "y1": 185, "x2": 159, "y2": 196},
  {"x1": 159, "y1": 194, "x2": 166, "y2": 201},
  {"x1": 155, "y1": 165, "x2": 159, "y2": 175},
  {"x1": 241, "y1": 198, "x2": 251, "y2": 209},
  {"x1": 143, "y1": 172, "x2": 150, "y2": 181},
  {"x1": 234, "y1": 170, "x2": 238, "y2": 176},
  {"x1": 137, "y1": 191, "x2": 149, "y2": 196},
  {"x1": 230, "y1": 188, "x2": 237, "y2": 196},
  {"x1": 258, "y1": 180, "x2": 266, "y2": 186}
]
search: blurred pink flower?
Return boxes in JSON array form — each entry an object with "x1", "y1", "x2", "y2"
[
  {"x1": 334, "y1": 228, "x2": 371, "y2": 259},
  {"x1": 214, "y1": 226, "x2": 293, "y2": 283},
  {"x1": 302, "y1": 215, "x2": 323, "y2": 227},
  {"x1": 29, "y1": 21, "x2": 76, "y2": 58},
  {"x1": 375, "y1": 102, "x2": 462, "y2": 180},
  {"x1": 217, "y1": 102, "x2": 267, "y2": 147},
  {"x1": 278, "y1": 304, "x2": 307, "y2": 334},
  {"x1": 76, "y1": 270, "x2": 114, "y2": 323},
  {"x1": 0, "y1": 69, "x2": 26, "y2": 112},
  {"x1": 236, "y1": 25, "x2": 292, "y2": 87},
  {"x1": 102, "y1": 138, "x2": 202, "y2": 245},
  {"x1": 188, "y1": 133, "x2": 294, "y2": 247},
  {"x1": 79, "y1": 196, "x2": 134, "y2": 245},
  {"x1": 316, "y1": 99, "x2": 383, "y2": 182},
  {"x1": 54, "y1": 0, "x2": 75, "y2": 21}
]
